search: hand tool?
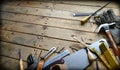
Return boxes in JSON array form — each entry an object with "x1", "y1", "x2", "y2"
[
  {"x1": 92, "y1": 48, "x2": 111, "y2": 69},
  {"x1": 37, "y1": 47, "x2": 57, "y2": 70},
  {"x1": 99, "y1": 42, "x2": 120, "y2": 70},
  {"x1": 43, "y1": 49, "x2": 70, "y2": 70},
  {"x1": 73, "y1": 12, "x2": 93, "y2": 17},
  {"x1": 85, "y1": 47, "x2": 95, "y2": 63},
  {"x1": 19, "y1": 49, "x2": 24, "y2": 70},
  {"x1": 26, "y1": 47, "x2": 56, "y2": 70},
  {"x1": 72, "y1": 35, "x2": 111, "y2": 69},
  {"x1": 97, "y1": 22, "x2": 120, "y2": 63},
  {"x1": 80, "y1": 1, "x2": 111, "y2": 24}
]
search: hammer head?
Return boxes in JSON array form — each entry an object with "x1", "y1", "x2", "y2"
[{"x1": 97, "y1": 22, "x2": 116, "y2": 33}]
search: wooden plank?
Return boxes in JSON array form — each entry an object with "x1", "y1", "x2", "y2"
[
  {"x1": 1, "y1": 12, "x2": 97, "y2": 32},
  {"x1": 0, "y1": 42, "x2": 58, "y2": 62},
  {"x1": 0, "y1": 56, "x2": 27, "y2": 70},
  {"x1": 2, "y1": 1, "x2": 119, "y2": 12},
  {"x1": 1, "y1": 30, "x2": 80, "y2": 51},
  {"x1": 52, "y1": 1, "x2": 119, "y2": 8},
  {"x1": 1, "y1": 4, "x2": 119, "y2": 21},
  {"x1": 1, "y1": 5, "x2": 81, "y2": 20},
  {"x1": 1, "y1": 20, "x2": 104, "y2": 44}
]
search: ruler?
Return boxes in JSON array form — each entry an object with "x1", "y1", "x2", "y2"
[
  {"x1": 99, "y1": 42, "x2": 120, "y2": 70},
  {"x1": 91, "y1": 48, "x2": 110, "y2": 69}
]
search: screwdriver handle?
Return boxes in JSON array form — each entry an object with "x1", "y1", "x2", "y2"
[{"x1": 80, "y1": 16, "x2": 91, "y2": 24}]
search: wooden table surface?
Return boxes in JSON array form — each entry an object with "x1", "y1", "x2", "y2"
[{"x1": 0, "y1": 1, "x2": 119, "y2": 70}]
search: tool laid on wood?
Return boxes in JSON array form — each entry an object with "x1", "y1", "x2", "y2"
[
  {"x1": 37, "y1": 47, "x2": 57, "y2": 70},
  {"x1": 99, "y1": 42, "x2": 120, "y2": 70},
  {"x1": 94, "y1": 9, "x2": 120, "y2": 45},
  {"x1": 94, "y1": 9, "x2": 117, "y2": 25},
  {"x1": 72, "y1": 36, "x2": 111, "y2": 69},
  {"x1": 73, "y1": 12, "x2": 93, "y2": 17},
  {"x1": 97, "y1": 22, "x2": 120, "y2": 63},
  {"x1": 43, "y1": 49, "x2": 70, "y2": 70},
  {"x1": 92, "y1": 48, "x2": 111, "y2": 69},
  {"x1": 26, "y1": 47, "x2": 56, "y2": 70},
  {"x1": 80, "y1": 1, "x2": 111, "y2": 24},
  {"x1": 19, "y1": 49, "x2": 24, "y2": 70},
  {"x1": 85, "y1": 47, "x2": 95, "y2": 63}
]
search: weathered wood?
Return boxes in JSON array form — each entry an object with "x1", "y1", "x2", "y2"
[
  {"x1": 1, "y1": 4, "x2": 119, "y2": 21},
  {"x1": 1, "y1": 5, "x2": 81, "y2": 20},
  {"x1": 0, "y1": 42, "x2": 58, "y2": 62},
  {"x1": 1, "y1": 30, "x2": 81, "y2": 51},
  {"x1": 1, "y1": 12, "x2": 97, "y2": 32},
  {"x1": 52, "y1": 1, "x2": 119, "y2": 8},
  {"x1": 2, "y1": 1, "x2": 119, "y2": 12},
  {"x1": 0, "y1": 56, "x2": 27, "y2": 70},
  {"x1": 1, "y1": 20, "x2": 104, "y2": 44}
]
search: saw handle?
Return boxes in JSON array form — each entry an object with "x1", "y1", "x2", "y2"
[
  {"x1": 81, "y1": 16, "x2": 91, "y2": 24},
  {"x1": 105, "y1": 30, "x2": 120, "y2": 57}
]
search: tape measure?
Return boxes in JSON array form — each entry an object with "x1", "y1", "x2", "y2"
[{"x1": 99, "y1": 42, "x2": 120, "y2": 70}]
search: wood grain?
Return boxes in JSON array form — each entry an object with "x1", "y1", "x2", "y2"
[
  {"x1": 0, "y1": 56, "x2": 27, "y2": 70},
  {"x1": 1, "y1": 20, "x2": 104, "y2": 44},
  {"x1": 1, "y1": 12, "x2": 97, "y2": 32},
  {"x1": 1, "y1": 30, "x2": 80, "y2": 51},
  {"x1": 1, "y1": 4, "x2": 119, "y2": 21}
]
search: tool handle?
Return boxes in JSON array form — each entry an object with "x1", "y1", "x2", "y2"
[
  {"x1": 105, "y1": 30, "x2": 120, "y2": 57},
  {"x1": 20, "y1": 59, "x2": 24, "y2": 70},
  {"x1": 86, "y1": 48, "x2": 95, "y2": 63},
  {"x1": 37, "y1": 58, "x2": 45, "y2": 70},
  {"x1": 80, "y1": 16, "x2": 91, "y2": 24}
]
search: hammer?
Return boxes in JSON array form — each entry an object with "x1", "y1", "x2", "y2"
[{"x1": 97, "y1": 22, "x2": 120, "y2": 63}]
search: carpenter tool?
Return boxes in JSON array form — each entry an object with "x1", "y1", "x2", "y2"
[
  {"x1": 73, "y1": 12, "x2": 93, "y2": 17},
  {"x1": 92, "y1": 48, "x2": 111, "y2": 69},
  {"x1": 97, "y1": 22, "x2": 120, "y2": 63},
  {"x1": 37, "y1": 47, "x2": 57, "y2": 70},
  {"x1": 80, "y1": 1, "x2": 111, "y2": 24},
  {"x1": 43, "y1": 49, "x2": 70, "y2": 70},
  {"x1": 26, "y1": 47, "x2": 56, "y2": 70},
  {"x1": 72, "y1": 36, "x2": 111, "y2": 69},
  {"x1": 19, "y1": 49, "x2": 24, "y2": 70},
  {"x1": 85, "y1": 47, "x2": 95, "y2": 63},
  {"x1": 99, "y1": 42, "x2": 120, "y2": 70}
]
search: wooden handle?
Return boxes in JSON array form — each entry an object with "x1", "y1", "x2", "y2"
[
  {"x1": 105, "y1": 31, "x2": 120, "y2": 57},
  {"x1": 80, "y1": 16, "x2": 90, "y2": 24},
  {"x1": 20, "y1": 59, "x2": 24, "y2": 70},
  {"x1": 37, "y1": 59, "x2": 45, "y2": 70},
  {"x1": 86, "y1": 48, "x2": 95, "y2": 63}
]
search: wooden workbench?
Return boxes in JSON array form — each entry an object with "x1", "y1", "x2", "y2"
[{"x1": 0, "y1": 1, "x2": 119, "y2": 70}]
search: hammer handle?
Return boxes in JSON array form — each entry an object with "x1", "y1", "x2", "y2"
[{"x1": 105, "y1": 30, "x2": 120, "y2": 57}]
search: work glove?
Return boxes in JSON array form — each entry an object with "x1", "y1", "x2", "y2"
[
  {"x1": 94, "y1": 9, "x2": 117, "y2": 25},
  {"x1": 111, "y1": 17, "x2": 120, "y2": 45}
]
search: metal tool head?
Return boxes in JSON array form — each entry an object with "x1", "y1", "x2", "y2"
[{"x1": 97, "y1": 22, "x2": 116, "y2": 33}]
